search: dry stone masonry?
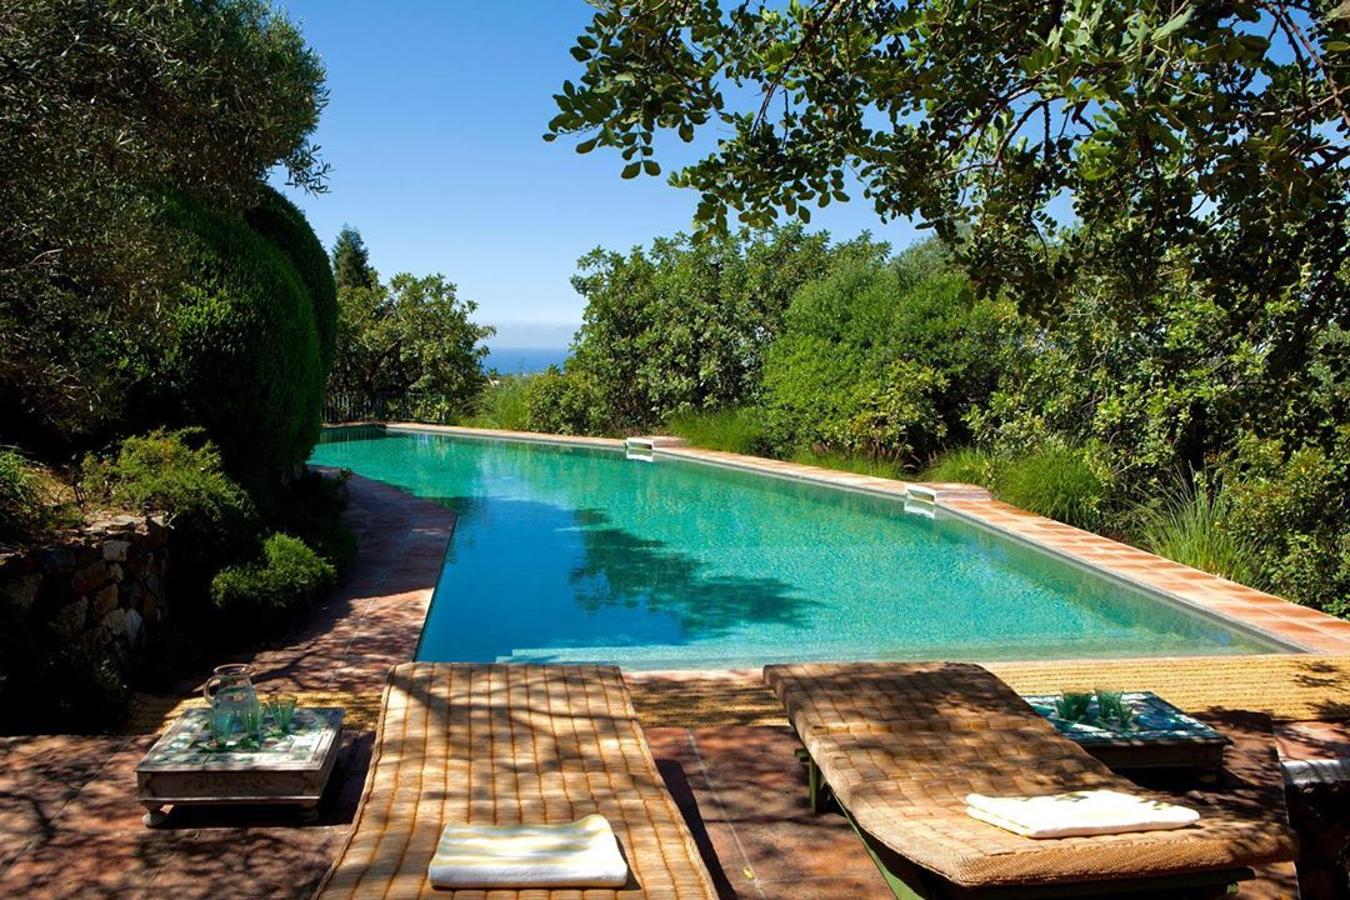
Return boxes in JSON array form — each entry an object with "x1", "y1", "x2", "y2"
[{"x1": 0, "y1": 514, "x2": 167, "y2": 662}]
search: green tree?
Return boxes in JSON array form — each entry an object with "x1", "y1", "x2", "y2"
[
  {"x1": 551, "y1": 1, "x2": 1348, "y2": 317},
  {"x1": 0, "y1": 0, "x2": 327, "y2": 448},
  {"x1": 763, "y1": 241, "x2": 1015, "y2": 463},
  {"x1": 332, "y1": 225, "x2": 377, "y2": 291},
  {"x1": 329, "y1": 271, "x2": 494, "y2": 419},
  {"x1": 535, "y1": 227, "x2": 842, "y2": 432}
]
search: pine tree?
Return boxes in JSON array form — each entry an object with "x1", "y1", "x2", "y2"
[{"x1": 331, "y1": 224, "x2": 376, "y2": 291}]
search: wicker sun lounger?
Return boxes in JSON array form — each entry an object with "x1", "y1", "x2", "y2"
[
  {"x1": 316, "y1": 663, "x2": 717, "y2": 899},
  {"x1": 765, "y1": 662, "x2": 1297, "y2": 899}
]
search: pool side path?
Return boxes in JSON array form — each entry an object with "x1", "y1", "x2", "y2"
[{"x1": 369, "y1": 421, "x2": 1350, "y2": 656}]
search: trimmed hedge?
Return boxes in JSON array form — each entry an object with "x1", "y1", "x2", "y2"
[
  {"x1": 245, "y1": 185, "x2": 337, "y2": 374},
  {"x1": 164, "y1": 194, "x2": 325, "y2": 487}
]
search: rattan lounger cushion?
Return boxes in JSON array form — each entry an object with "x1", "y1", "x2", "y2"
[
  {"x1": 316, "y1": 663, "x2": 717, "y2": 899},
  {"x1": 765, "y1": 661, "x2": 1297, "y2": 889}
]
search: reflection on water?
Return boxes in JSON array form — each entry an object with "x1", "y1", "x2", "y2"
[{"x1": 310, "y1": 430, "x2": 1286, "y2": 669}]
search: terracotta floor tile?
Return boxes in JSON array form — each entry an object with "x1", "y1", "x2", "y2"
[{"x1": 1276, "y1": 720, "x2": 1350, "y2": 760}]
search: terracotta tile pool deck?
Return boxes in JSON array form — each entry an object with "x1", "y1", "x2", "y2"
[{"x1": 3, "y1": 433, "x2": 1349, "y2": 898}]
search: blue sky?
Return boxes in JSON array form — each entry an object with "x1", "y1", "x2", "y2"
[{"x1": 273, "y1": 1, "x2": 923, "y2": 348}]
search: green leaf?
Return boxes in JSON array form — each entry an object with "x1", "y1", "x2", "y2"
[
  {"x1": 1153, "y1": 8, "x2": 1192, "y2": 41},
  {"x1": 621, "y1": 162, "x2": 641, "y2": 179},
  {"x1": 643, "y1": 160, "x2": 661, "y2": 176}
]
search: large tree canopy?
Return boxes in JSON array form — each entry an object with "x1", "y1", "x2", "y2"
[
  {"x1": 549, "y1": 1, "x2": 1350, "y2": 311},
  {"x1": 0, "y1": 0, "x2": 328, "y2": 444}
]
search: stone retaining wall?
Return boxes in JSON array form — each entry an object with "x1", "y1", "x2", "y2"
[{"x1": 0, "y1": 514, "x2": 167, "y2": 662}]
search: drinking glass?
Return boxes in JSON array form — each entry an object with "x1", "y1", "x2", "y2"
[
  {"x1": 268, "y1": 693, "x2": 298, "y2": 733},
  {"x1": 238, "y1": 703, "x2": 265, "y2": 740},
  {"x1": 208, "y1": 709, "x2": 237, "y2": 748}
]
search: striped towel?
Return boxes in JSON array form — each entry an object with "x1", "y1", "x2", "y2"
[
  {"x1": 427, "y1": 814, "x2": 629, "y2": 889},
  {"x1": 966, "y1": 790, "x2": 1199, "y2": 839}
]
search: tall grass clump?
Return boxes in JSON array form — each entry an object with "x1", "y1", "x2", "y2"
[
  {"x1": 919, "y1": 447, "x2": 998, "y2": 486},
  {"x1": 790, "y1": 447, "x2": 905, "y2": 479},
  {"x1": 666, "y1": 407, "x2": 770, "y2": 455},
  {"x1": 1135, "y1": 477, "x2": 1258, "y2": 586},
  {"x1": 465, "y1": 376, "x2": 534, "y2": 431},
  {"x1": 994, "y1": 447, "x2": 1106, "y2": 530}
]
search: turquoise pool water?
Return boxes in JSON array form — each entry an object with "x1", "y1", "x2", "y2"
[{"x1": 309, "y1": 428, "x2": 1286, "y2": 668}]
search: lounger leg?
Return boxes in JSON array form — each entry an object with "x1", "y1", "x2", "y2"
[{"x1": 808, "y1": 757, "x2": 829, "y2": 814}]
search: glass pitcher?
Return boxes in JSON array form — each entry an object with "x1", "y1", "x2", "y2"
[{"x1": 203, "y1": 663, "x2": 259, "y2": 718}]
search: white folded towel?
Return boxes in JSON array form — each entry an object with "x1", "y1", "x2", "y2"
[
  {"x1": 426, "y1": 814, "x2": 629, "y2": 889},
  {"x1": 965, "y1": 789, "x2": 1199, "y2": 839}
]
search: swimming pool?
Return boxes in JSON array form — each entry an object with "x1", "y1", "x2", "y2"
[{"x1": 310, "y1": 427, "x2": 1287, "y2": 668}]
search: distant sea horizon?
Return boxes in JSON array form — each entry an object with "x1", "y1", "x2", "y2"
[{"x1": 483, "y1": 346, "x2": 570, "y2": 375}]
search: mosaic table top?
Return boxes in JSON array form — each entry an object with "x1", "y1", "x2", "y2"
[
  {"x1": 1023, "y1": 691, "x2": 1228, "y2": 746},
  {"x1": 138, "y1": 707, "x2": 344, "y2": 772}
]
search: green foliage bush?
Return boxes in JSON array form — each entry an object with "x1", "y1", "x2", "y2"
[
  {"x1": 1, "y1": 0, "x2": 327, "y2": 446},
  {"x1": 525, "y1": 367, "x2": 611, "y2": 435},
  {"x1": 993, "y1": 447, "x2": 1107, "y2": 532},
  {"x1": 1220, "y1": 430, "x2": 1350, "y2": 616},
  {"x1": 665, "y1": 408, "x2": 770, "y2": 455},
  {"x1": 0, "y1": 449, "x2": 45, "y2": 542},
  {"x1": 211, "y1": 533, "x2": 335, "y2": 625},
  {"x1": 1134, "y1": 477, "x2": 1258, "y2": 587},
  {"x1": 164, "y1": 194, "x2": 325, "y2": 488},
  {"x1": 245, "y1": 185, "x2": 338, "y2": 373},
  {"x1": 763, "y1": 243, "x2": 1012, "y2": 464},
  {"x1": 275, "y1": 468, "x2": 356, "y2": 574},
  {"x1": 82, "y1": 429, "x2": 258, "y2": 546},
  {"x1": 82, "y1": 428, "x2": 260, "y2": 610},
  {"x1": 790, "y1": 449, "x2": 905, "y2": 480}
]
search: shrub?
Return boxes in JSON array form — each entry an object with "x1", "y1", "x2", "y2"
[
  {"x1": 82, "y1": 428, "x2": 257, "y2": 548},
  {"x1": 276, "y1": 467, "x2": 355, "y2": 574},
  {"x1": 525, "y1": 367, "x2": 612, "y2": 435},
  {"x1": 994, "y1": 447, "x2": 1107, "y2": 531},
  {"x1": 0, "y1": 449, "x2": 44, "y2": 541},
  {"x1": 762, "y1": 245, "x2": 1013, "y2": 463},
  {"x1": 465, "y1": 376, "x2": 535, "y2": 431},
  {"x1": 245, "y1": 185, "x2": 338, "y2": 374},
  {"x1": 1134, "y1": 476, "x2": 1259, "y2": 586},
  {"x1": 82, "y1": 429, "x2": 259, "y2": 612},
  {"x1": 832, "y1": 359, "x2": 948, "y2": 462},
  {"x1": 665, "y1": 407, "x2": 770, "y2": 455},
  {"x1": 163, "y1": 193, "x2": 325, "y2": 488},
  {"x1": 1220, "y1": 430, "x2": 1350, "y2": 616},
  {"x1": 211, "y1": 533, "x2": 335, "y2": 625},
  {"x1": 920, "y1": 447, "x2": 999, "y2": 486}
]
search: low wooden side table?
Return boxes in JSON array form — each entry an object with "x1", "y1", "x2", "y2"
[
  {"x1": 136, "y1": 706, "x2": 344, "y2": 827},
  {"x1": 1022, "y1": 691, "x2": 1229, "y2": 772}
]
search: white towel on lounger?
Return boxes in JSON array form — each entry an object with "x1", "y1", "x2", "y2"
[
  {"x1": 427, "y1": 814, "x2": 629, "y2": 889},
  {"x1": 965, "y1": 790, "x2": 1199, "y2": 839}
]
